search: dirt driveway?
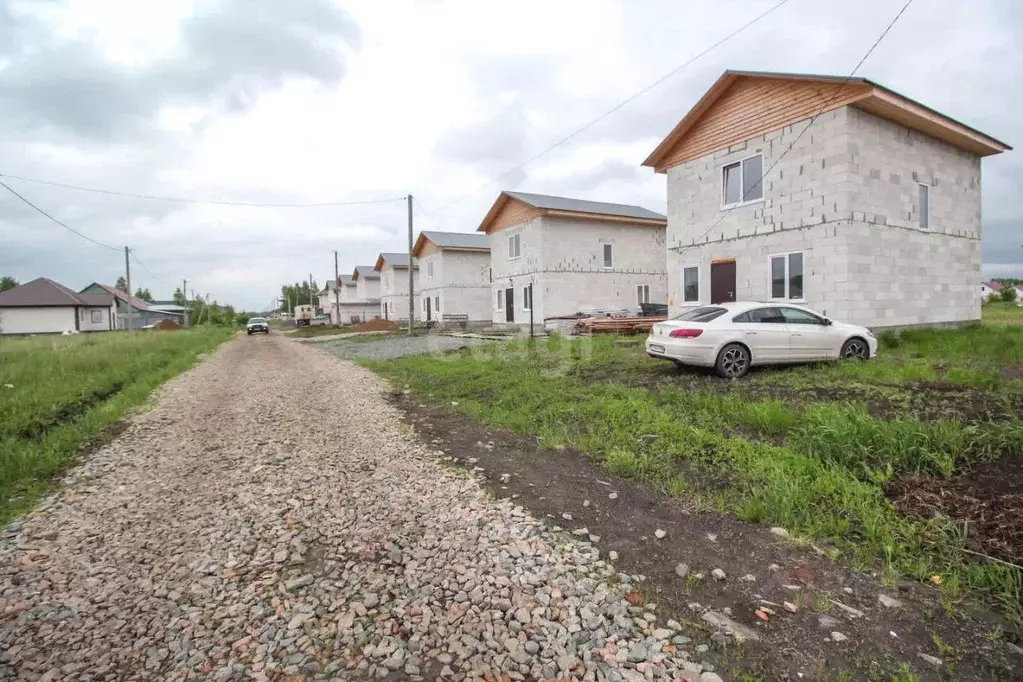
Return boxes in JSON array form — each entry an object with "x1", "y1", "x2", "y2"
[{"x1": 0, "y1": 336, "x2": 711, "y2": 682}]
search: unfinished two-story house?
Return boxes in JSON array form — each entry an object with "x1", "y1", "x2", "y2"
[
  {"x1": 333, "y1": 273, "x2": 381, "y2": 324},
  {"x1": 643, "y1": 70, "x2": 1011, "y2": 329},
  {"x1": 478, "y1": 191, "x2": 668, "y2": 326},
  {"x1": 374, "y1": 253, "x2": 419, "y2": 322},
  {"x1": 411, "y1": 231, "x2": 491, "y2": 323}
]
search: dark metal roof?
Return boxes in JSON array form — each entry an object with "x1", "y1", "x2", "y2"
[
  {"x1": 420, "y1": 231, "x2": 490, "y2": 250},
  {"x1": 376, "y1": 253, "x2": 418, "y2": 269},
  {"x1": 0, "y1": 277, "x2": 114, "y2": 307},
  {"x1": 504, "y1": 191, "x2": 666, "y2": 221},
  {"x1": 85, "y1": 282, "x2": 155, "y2": 311}
]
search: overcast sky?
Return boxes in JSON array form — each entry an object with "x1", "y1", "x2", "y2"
[{"x1": 1, "y1": 0, "x2": 1019, "y2": 310}]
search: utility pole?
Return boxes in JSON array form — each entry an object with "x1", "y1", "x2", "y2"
[
  {"x1": 205, "y1": 294, "x2": 211, "y2": 327},
  {"x1": 124, "y1": 246, "x2": 133, "y2": 334},
  {"x1": 309, "y1": 273, "x2": 314, "y2": 309},
  {"x1": 182, "y1": 279, "x2": 188, "y2": 327},
  {"x1": 333, "y1": 250, "x2": 340, "y2": 327},
  {"x1": 407, "y1": 194, "x2": 414, "y2": 336}
]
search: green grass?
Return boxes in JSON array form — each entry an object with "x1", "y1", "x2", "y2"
[
  {"x1": 366, "y1": 322, "x2": 1023, "y2": 622},
  {"x1": 0, "y1": 328, "x2": 233, "y2": 519}
]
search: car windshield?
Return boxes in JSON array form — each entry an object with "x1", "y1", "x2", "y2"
[
  {"x1": 248, "y1": 318, "x2": 266, "y2": 324},
  {"x1": 670, "y1": 306, "x2": 727, "y2": 322}
]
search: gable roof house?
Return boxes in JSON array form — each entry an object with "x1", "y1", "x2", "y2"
[
  {"x1": 316, "y1": 280, "x2": 337, "y2": 317},
  {"x1": 80, "y1": 283, "x2": 180, "y2": 329},
  {"x1": 412, "y1": 231, "x2": 491, "y2": 323},
  {"x1": 0, "y1": 277, "x2": 114, "y2": 335},
  {"x1": 374, "y1": 253, "x2": 419, "y2": 322},
  {"x1": 643, "y1": 70, "x2": 1011, "y2": 329},
  {"x1": 477, "y1": 190, "x2": 668, "y2": 326},
  {"x1": 981, "y1": 280, "x2": 1003, "y2": 299},
  {"x1": 329, "y1": 273, "x2": 381, "y2": 325}
]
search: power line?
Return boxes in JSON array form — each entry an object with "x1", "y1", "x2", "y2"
[
  {"x1": 682, "y1": 0, "x2": 916, "y2": 249},
  {"x1": 0, "y1": 173, "x2": 407, "y2": 208},
  {"x1": 0, "y1": 179, "x2": 120, "y2": 251},
  {"x1": 429, "y1": 0, "x2": 794, "y2": 216},
  {"x1": 131, "y1": 252, "x2": 170, "y2": 286}
]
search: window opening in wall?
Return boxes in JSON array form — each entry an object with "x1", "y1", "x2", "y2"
[
  {"x1": 508, "y1": 233, "x2": 521, "y2": 259},
  {"x1": 602, "y1": 243, "x2": 613, "y2": 268},
  {"x1": 722, "y1": 154, "x2": 763, "y2": 206},
  {"x1": 918, "y1": 183, "x2": 930, "y2": 230},
  {"x1": 636, "y1": 285, "x2": 650, "y2": 305},
  {"x1": 682, "y1": 265, "x2": 699, "y2": 303},
  {"x1": 769, "y1": 252, "x2": 805, "y2": 300}
]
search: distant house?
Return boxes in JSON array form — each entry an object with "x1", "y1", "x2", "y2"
[
  {"x1": 643, "y1": 70, "x2": 1011, "y2": 328},
  {"x1": 477, "y1": 191, "x2": 668, "y2": 326},
  {"x1": 316, "y1": 281, "x2": 337, "y2": 317},
  {"x1": 0, "y1": 277, "x2": 114, "y2": 335},
  {"x1": 148, "y1": 300, "x2": 191, "y2": 326},
  {"x1": 333, "y1": 273, "x2": 381, "y2": 324},
  {"x1": 80, "y1": 283, "x2": 180, "y2": 329},
  {"x1": 412, "y1": 230, "x2": 491, "y2": 323},
  {"x1": 981, "y1": 280, "x2": 1003, "y2": 299},
  {"x1": 375, "y1": 253, "x2": 419, "y2": 322}
]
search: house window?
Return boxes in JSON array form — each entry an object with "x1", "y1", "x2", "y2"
[
  {"x1": 508, "y1": 233, "x2": 521, "y2": 259},
  {"x1": 426, "y1": 260, "x2": 434, "y2": 279},
  {"x1": 90, "y1": 309, "x2": 102, "y2": 323},
  {"x1": 918, "y1": 183, "x2": 930, "y2": 230},
  {"x1": 602, "y1": 243, "x2": 614, "y2": 268},
  {"x1": 770, "y1": 252, "x2": 805, "y2": 300},
  {"x1": 682, "y1": 265, "x2": 700, "y2": 303},
  {"x1": 434, "y1": 296, "x2": 440, "y2": 313},
  {"x1": 637, "y1": 285, "x2": 650, "y2": 305},
  {"x1": 496, "y1": 290, "x2": 504, "y2": 311},
  {"x1": 79, "y1": 309, "x2": 86, "y2": 321},
  {"x1": 522, "y1": 286, "x2": 532, "y2": 311},
  {"x1": 722, "y1": 154, "x2": 763, "y2": 206}
]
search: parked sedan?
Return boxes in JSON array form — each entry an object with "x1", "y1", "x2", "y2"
[{"x1": 646, "y1": 302, "x2": 876, "y2": 378}]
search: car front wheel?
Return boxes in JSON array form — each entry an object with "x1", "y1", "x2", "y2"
[
  {"x1": 841, "y1": 337, "x2": 869, "y2": 359},
  {"x1": 715, "y1": 343, "x2": 751, "y2": 378}
]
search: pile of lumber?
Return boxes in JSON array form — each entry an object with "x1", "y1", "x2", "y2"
[{"x1": 575, "y1": 316, "x2": 666, "y2": 335}]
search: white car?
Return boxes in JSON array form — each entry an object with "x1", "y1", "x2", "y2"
[{"x1": 645, "y1": 302, "x2": 877, "y2": 378}]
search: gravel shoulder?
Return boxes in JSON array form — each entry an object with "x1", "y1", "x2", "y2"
[
  {"x1": 315, "y1": 334, "x2": 491, "y2": 361},
  {"x1": 0, "y1": 335, "x2": 710, "y2": 682}
]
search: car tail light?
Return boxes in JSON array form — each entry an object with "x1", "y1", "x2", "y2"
[{"x1": 669, "y1": 328, "x2": 703, "y2": 338}]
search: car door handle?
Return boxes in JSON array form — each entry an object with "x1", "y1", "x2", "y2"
[
  {"x1": 791, "y1": 332, "x2": 802, "y2": 336},
  {"x1": 745, "y1": 331, "x2": 757, "y2": 335}
]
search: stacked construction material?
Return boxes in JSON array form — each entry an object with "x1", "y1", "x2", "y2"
[{"x1": 574, "y1": 316, "x2": 666, "y2": 335}]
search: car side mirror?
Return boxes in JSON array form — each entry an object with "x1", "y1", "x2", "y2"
[{"x1": 824, "y1": 318, "x2": 833, "y2": 326}]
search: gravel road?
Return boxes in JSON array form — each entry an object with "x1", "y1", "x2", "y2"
[
  {"x1": 0, "y1": 335, "x2": 707, "y2": 682},
  {"x1": 317, "y1": 334, "x2": 489, "y2": 361}
]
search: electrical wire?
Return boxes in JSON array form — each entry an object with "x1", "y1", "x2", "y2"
[
  {"x1": 680, "y1": 0, "x2": 916, "y2": 249},
  {"x1": 0, "y1": 173, "x2": 407, "y2": 208},
  {"x1": 429, "y1": 0, "x2": 794, "y2": 216},
  {"x1": 0, "y1": 179, "x2": 121, "y2": 251}
]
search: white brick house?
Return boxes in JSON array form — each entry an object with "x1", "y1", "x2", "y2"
[
  {"x1": 643, "y1": 70, "x2": 1011, "y2": 329},
  {"x1": 412, "y1": 231, "x2": 491, "y2": 323},
  {"x1": 478, "y1": 191, "x2": 668, "y2": 326},
  {"x1": 375, "y1": 253, "x2": 420, "y2": 322},
  {"x1": 331, "y1": 274, "x2": 381, "y2": 324}
]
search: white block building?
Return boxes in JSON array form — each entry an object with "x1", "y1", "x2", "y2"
[
  {"x1": 643, "y1": 70, "x2": 1011, "y2": 329},
  {"x1": 375, "y1": 253, "x2": 419, "y2": 322},
  {"x1": 478, "y1": 191, "x2": 668, "y2": 326},
  {"x1": 333, "y1": 273, "x2": 381, "y2": 324},
  {"x1": 412, "y1": 231, "x2": 491, "y2": 323},
  {"x1": 0, "y1": 278, "x2": 114, "y2": 335}
]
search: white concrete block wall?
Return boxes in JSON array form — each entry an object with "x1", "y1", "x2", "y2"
[
  {"x1": 355, "y1": 277, "x2": 381, "y2": 301},
  {"x1": 419, "y1": 250, "x2": 492, "y2": 321},
  {"x1": 379, "y1": 265, "x2": 421, "y2": 321},
  {"x1": 0, "y1": 307, "x2": 77, "y2": 334},
  {"x1": 489, "y1": 215, "x2": 667, "y2": 324},
  {"x1": 78, "y1": 306, "x2": 112, "y2": 332},
  {"x1": 665, "y1": 105, "x2": 984, "y2": 327}
]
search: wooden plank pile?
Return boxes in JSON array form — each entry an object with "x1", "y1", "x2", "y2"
[{"x1": 574, "y1": 316, "x2": 666, "y2": 335}]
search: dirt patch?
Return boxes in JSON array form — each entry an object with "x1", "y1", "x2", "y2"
[
  {"x1": 155, "y1": 319, "x2": 182, "y2": 330},
  {"x1": 389, "y1": 393, "x2": 1023, "y2": 682},
  {"x1": 353, "y1": 318, "x2": 398, "y2": 332},
  {"x1": 888, "y1": 453, "x2": 1023, "y2": 566}
]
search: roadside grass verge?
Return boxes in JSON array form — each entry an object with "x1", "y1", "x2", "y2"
[
  {"x1": 366, "y1": 331, "x2": 1023, "y2": 622},
  {"x1": 287, "y1": 325, "x2": 354, "y2": 338},
  {"x1": 0, "y1": 328, "x2": 233, "y2": 519}
]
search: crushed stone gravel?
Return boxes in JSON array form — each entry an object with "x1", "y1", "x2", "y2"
[
  {"x1": 0, "y1": 335, "x2": 700, "y2": 681},
  {"x1": 316, "y1": 334, "x2": 489, "y2": 361}
]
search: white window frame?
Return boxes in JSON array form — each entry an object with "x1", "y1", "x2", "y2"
[
  {"x1": 426, "y1": 260, "x2": 434, "y2": 279},
  {"x1": 507, "y1": 233, "x2": 522, "y2": 260},
  {"x1": 434, "y1": 295, "x2": 440, "y2": 313},
  {"x1": 496, "y1": 290, "x2": 504, "y2": 311},
  {"x1": 637, "y1": 285, "x2": 650, "y2": 305},
  {"x1": 522, "y1": 286, "x2": 531, "y2": 311},
  {"x1": 602, "y1": 243, "x2": 614, "y2": 269},
  {"x1": 917, "y1": 182, "x2": 931, "y2": 230},
  {"x1": 767, "y1": 250, "x2": 807, "y2": 302},
  {"x1": 721, "y1": 153, "x2": 765, "y2": 208},
  {"x1": 90, "y1": 309, "x2": 102, "y2": 323},
  {"x1": 681, "y1": 264, "x2": 701, "y2": 304}
]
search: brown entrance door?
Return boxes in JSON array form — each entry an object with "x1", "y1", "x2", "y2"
[
  {"x1": 505, "y1": 288, "x2": 514, "y2": 323},
  {"x1": 710, "y1": 260, "x2": 737, "y2": 304},
  {"x1": 425, "y1": 296, "x2": 432, "y2": 321}
]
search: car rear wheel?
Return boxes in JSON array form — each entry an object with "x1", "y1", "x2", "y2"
[
  {"x1": 841, "y1": 337, "x2": 869, "y2": 359},
  {"x1": 715, "y1": 343, "x2": 750, "y2": 378}
]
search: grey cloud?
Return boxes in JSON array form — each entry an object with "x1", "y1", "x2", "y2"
[{"x1": 0, "y1": 0, "x2": 360, "y2": 141}]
